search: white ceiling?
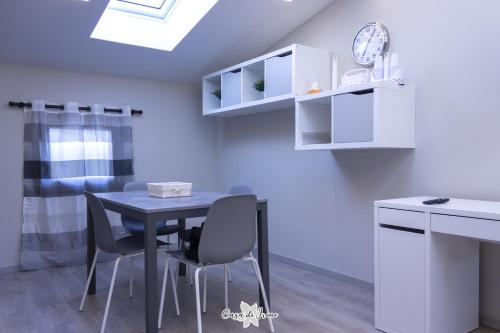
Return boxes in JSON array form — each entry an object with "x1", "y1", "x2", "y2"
[{"x1": 0, "y1": 0, "x2": 333, "y2": 83}]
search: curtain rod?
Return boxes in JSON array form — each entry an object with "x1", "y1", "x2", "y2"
[{"x1": 8, "y1": 101, "x2": 143, "y2": 116}]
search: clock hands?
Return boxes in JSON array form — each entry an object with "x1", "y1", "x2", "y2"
[
  {"x1": 362, "y1": 29, "x2": 377, "y2": 57},
  {"x1": 362, "y1": 32, "x2": 377, "y2": 40}
]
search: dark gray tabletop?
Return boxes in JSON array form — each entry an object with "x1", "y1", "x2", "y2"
[{"x1": 94, "y1": 191, "x2": 267, "y2": 213}]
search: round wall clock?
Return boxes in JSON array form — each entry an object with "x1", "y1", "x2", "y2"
[{"x1": 352, "y1": 22, "x2": 390, "y2": 66}]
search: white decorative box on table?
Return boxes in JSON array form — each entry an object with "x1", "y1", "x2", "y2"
[{"x1": 147, "y1": 182, "x2": 192, "y2": 198}]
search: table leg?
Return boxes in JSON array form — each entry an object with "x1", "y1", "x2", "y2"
[
  {"x1": 257, "y1": 204, "x2": 270, "y2": 309},
  {"x1": 86, "y1": 205, "x2": 96, "y2": 295},
  {"x1": 144, "y1": 216, "x2": 158, "y2": 333},
  {"x1": 178, "y1": 218, "x2": 186, "y2": 276}
]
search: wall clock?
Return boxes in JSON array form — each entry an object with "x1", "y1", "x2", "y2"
[{"x1": 352, "y1": 22, "x2": 390, "y2": 66}]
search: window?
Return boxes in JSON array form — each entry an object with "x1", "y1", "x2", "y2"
[
  {"x1": 48, "y1": 127, "x2": 113, "y2": 162},
  {"x1": 91, "y1": 0, "x2": 219, "y2": 51}
]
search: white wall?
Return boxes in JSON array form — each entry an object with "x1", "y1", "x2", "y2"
[
  {"x1": 215, "y1": 0, "x2": 500, "y2": 326},
  {"x1": 0, "y1": 62, "x2": 217, "y2": 270}
]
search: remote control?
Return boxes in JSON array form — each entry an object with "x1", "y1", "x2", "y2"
[{"x1": 422, "y1": 198, "x2": 450, "y2": 205}]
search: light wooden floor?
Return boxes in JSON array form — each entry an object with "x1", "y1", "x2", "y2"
[{"x1": 0, "y1": 256, "x2": 497, "y2": 333}]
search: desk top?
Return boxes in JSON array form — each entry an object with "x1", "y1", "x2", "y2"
[
  {"x1": 375, "y1": 196, "x2": 500, "y2": 221},
  {"x1": 95, "y1": 191, "x2": 267, "y2": 214}
]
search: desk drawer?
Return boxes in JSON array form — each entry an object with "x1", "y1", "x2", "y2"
[
  {"x1": 431, "y1": 214, "x2": 500, "y2": 242},
  {"x1": 378, "y1": 208, "x2": 424, "y2": 230}
]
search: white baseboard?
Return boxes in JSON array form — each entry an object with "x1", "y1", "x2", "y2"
[
  {"x1": 269, "y1": 252, "x2": 373, "y2": 290},
  {"x1": 0, "y1": 265, "x2": 19, "y2": 274}
]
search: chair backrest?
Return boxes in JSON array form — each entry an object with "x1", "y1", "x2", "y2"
[
  {"x1": 84, "y1": 192, "x2": 117, "y2": 253},
  {"x1": 123, "y1": 181, "x2": 148, "y2": 192},
  {"x1": 198, "y1": 195, "x2": 257, "y2": 264},
  {"x1": 229, "y1": 185, "x2": 254, "y2": 195}
]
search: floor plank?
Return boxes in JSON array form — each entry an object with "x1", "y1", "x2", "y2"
[{"x1": 0, "y1": 255, "x2": 497, "y2": 332}]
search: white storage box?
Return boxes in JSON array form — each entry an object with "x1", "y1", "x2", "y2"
[
  {"x1": 221, "y1": 71, "x2": 242, "y2": 107},
  {"x1": 147, "y1": 182, "x2": 192, "y2": 198},
  {"x1": 265, "y1": 54, "x2": 292, "y2": 98}
]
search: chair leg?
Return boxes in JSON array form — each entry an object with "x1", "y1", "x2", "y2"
[
  {"x1": 189, "y1": 265, "x2": 194, "y2": 286},
  {"x1": 158, "y1": 257, "x2": 170, "y2": 329},
  {"x1": 248, "y1": 257, "x2": 275, "y2": 333},
  {"x1": 129, "y1": 258, "x2": 134, "y2": 299},
  {"x1": 194, "y1": 267, "x2": 204, "y2": 333},
  {"x1": 224, "y1": 264, "x2": 229, "y2": 309},
  {"x1": 226, "y1": 264, "x2": 233, "y2": 282},
  {"x1": 169, "y1": 261, "x2": 181, "y2": 316},
  {"x1": 175, "y1": 260, "x2": 180, "y2": 286},
  {"x1": 203, "y1": 268, "x2": 207, "y2": 313},
  {"x1": 79, "y1": 248, "x2": 99, "y2": 312},
  {"x1": 100, "y1": 256, "x2": 122, "y2": 333}
]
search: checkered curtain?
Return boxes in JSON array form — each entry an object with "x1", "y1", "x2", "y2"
[{"x1": 21, "y1": 100, "x2": 134, "y2": 270}]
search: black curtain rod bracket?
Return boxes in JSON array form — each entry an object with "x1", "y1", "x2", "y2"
[{"x1": 8, "y1": 101, "x2": 143, "y2": 115}]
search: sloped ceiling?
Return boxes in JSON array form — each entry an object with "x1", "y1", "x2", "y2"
[{"x1": 0, "y1": 0, "x2": 334, "y2": 83}]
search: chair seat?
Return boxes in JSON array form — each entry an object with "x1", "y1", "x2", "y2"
[
  {"x1": 122, "y1": 218, "x2": 184, "y2": 236},
  {"x1": 115, "y1": 235, "x2": 167, "y2": 255},
  {"x1": 166, "y1": 250, "x2": 202, "y2": 266}
]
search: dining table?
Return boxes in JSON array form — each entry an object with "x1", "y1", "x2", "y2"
[{"x1": 86, "y1": 191, "x2": 270, "y2": 333}]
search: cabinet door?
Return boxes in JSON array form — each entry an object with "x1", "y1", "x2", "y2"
[
  {"x1": 378, "y1": 225, "x2": 425, "y2": 333},
  {"x1": 332, "y1": 90, "x2": 374, "y2": 143}
]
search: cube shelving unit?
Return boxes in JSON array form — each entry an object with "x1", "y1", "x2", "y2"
[
  {"x1": 202, "y1": 45, "x2": 416, "y2": 151},
  {"x1": 202, "y1": 44, "x2": 332, "y2": 117},
  {"x1": 295, "y1": 82, "x2": 416, "y2": 150}
]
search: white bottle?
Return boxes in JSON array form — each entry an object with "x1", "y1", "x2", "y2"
[
  {"x1": 331, "y1": 56, "x2": 338, "y2": 89},
  {"x1": 383, "y1": 53, "x2": 391, "y2": 80},
  {"x1": 372, "y1": 55, "x2": 384, "y2": 81},
  {"x1": 389, "y1": 53, "x2": 400, "y2": 78}
]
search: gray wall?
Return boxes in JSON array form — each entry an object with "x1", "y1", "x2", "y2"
[
  {"x1": 0, "y1": 62, "x2": 217, "y2": 270},
  {"x1": 215, "y1": 0, "x2": 500, "y2": 325}
]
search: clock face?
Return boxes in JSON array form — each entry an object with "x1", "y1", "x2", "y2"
[{"x1": 352, "y1": 22, "x2": 389, "y2": 66}]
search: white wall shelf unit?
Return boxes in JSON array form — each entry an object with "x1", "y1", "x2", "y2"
[
  {"x1": 295, "y1": 82, "x2": 416, "y2": 151},
  {"x1": 202, "y1": 44, "x2": 332, "y2": 117}
]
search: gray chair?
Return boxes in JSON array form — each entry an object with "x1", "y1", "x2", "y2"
[
  {"x1": 184, "y1": 185, "x2": 254, "y2": 287},
  {"x1": 229, "y1": 184, "x2": 254, "y2": 195},
  {"x1": 80, "y1": 192, "x2": 180, "y2": 333},
  {"x1": 159, "y1": 195, "x2": 274, "y2": 333},
  {"x1": 224, "y1": 185, "x2": 254, "y2": 282}
]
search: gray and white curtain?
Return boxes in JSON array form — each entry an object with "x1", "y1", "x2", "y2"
[{"x1": 21, "y1": 100, "x2": 134, "y2": 270}]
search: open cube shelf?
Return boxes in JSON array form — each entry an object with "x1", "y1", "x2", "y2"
[
  {"x1": 296, "y1": 95, "x2": 332, "y2": 148},
  {"x1": 242, "y1": 61, "x2": 265, "y2": 103},
  {"x1": 295, "y1": 82, "x2": 415, "y2": 150},
  {"x1": 202, "y1": 44, "x2": 332, "y2": 117},
  {"x1": 202, "y1": 75, "x2": 221, "y2": 112}
]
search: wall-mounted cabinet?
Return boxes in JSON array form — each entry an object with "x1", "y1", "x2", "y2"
[
  {"x1": 295, "y1": 82, "x2": 415, "y2": 150},
  {"x1": 202, "y1": 44, "x2": 332, "y2": 117}
]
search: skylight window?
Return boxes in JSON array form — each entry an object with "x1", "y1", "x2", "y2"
[
  {"x1": 120, "y1": 0, "x2": 166, "y2": 8},
  {"x1": 91, "y1": 0, "x2": 218, "y2": 51},
  {"x1": 108, "y1": 0, "x2": 178, "y2": 20}
]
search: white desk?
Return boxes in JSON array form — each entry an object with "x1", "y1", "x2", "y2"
[{"x1": 374, "y1": 197, "x2": 500, "y2": 333}]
